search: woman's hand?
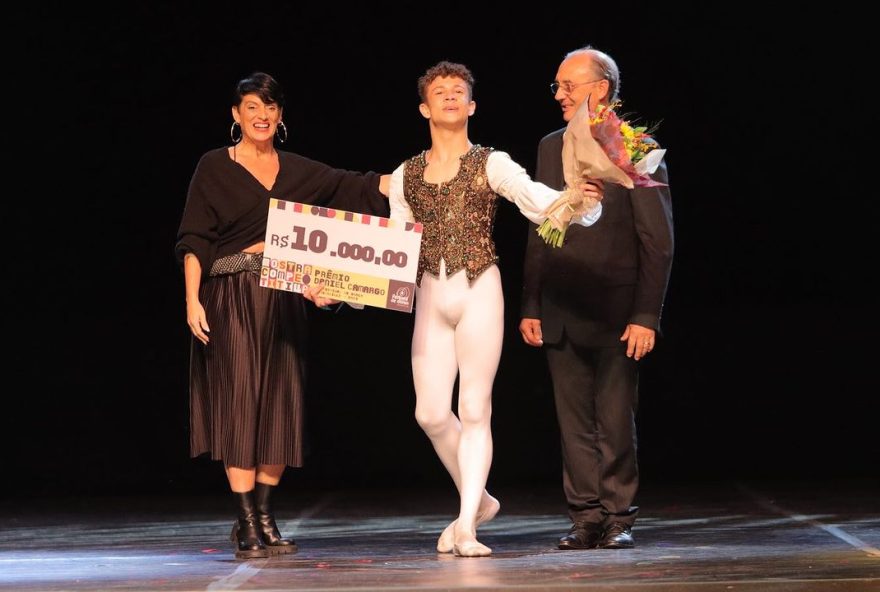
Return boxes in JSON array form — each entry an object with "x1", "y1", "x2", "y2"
[
  {"x1": 302, "y1": 283, "x2": 339, "y2": 309},
  {"x1": 186, "y1": 300, "x2": 210, "y2": 344}
]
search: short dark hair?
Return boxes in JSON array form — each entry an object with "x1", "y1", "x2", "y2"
[
  {"x1": 232, "y1": 72, "x2": 285, "y2": 108},
  {"x1": 417, "y1": 61, "x2": 475, "y2": 101}
]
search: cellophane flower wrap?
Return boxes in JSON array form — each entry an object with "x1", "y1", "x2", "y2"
[{"x1": 537, "y1": 98, "x2": 667, "y2": 247}]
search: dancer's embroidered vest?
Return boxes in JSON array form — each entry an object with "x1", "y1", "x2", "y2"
[{"x1": 403, "y1": 145, "x2": 499, "y2": 285}]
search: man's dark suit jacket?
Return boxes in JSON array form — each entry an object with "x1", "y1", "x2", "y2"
[{"x1": 521, "y1": 128, "x2": 674, "y2": 346}]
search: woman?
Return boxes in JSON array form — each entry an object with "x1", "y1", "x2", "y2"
[
  {"x1": 175, "y1": 72, "x2": 389, "y2": 560},
  {"x1": 388, "y1": 62, "x2": 603, "y2": 557}
]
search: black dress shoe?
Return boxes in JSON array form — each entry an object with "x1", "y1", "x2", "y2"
[
  {"x1": 599, "y1": 522, "x2": 634, "y2": 549},
  {"x1": 557, "y1": 522, "x2": 603, "y2": 550}
]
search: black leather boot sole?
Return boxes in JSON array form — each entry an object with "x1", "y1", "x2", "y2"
[{"x1": 230, "y1": 522, "x2": 270, "y2": 560}]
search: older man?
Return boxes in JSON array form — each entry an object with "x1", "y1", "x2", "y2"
[{"x1": 520, "y1": 47, "x2": 674, "y2": 550}]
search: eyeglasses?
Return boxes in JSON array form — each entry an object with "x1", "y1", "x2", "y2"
[{"x1": 550, "y1": 79, "x2": 604, "y2": 95}]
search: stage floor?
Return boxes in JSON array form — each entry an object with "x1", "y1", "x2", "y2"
[{"x1": 1, "y1": 480, "x2": 877, "y2": 591}]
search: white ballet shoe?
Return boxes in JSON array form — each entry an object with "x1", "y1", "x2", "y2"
[
  {"x1": 453, "y1": 539, "x2": 492, "y2": 557},
  {"x1": 437, "y1": 520, "x2": 457, "y2": 553},
  {"x1": 436, "y1": 495, "x2": 501, "y2": 553}
]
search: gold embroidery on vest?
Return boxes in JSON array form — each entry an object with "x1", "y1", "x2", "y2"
[{"x1": 403, "y1": 145, "x2": 500, "y2": 285}]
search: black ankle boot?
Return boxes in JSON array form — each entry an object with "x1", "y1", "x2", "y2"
[
  {"x1": 230, "y1": 490, "x2": 269, "y2": 560},
  {"x1": 254, "y1": 482, "x2": 298, "y2": 554}
]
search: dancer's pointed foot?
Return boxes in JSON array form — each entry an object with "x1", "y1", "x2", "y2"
[
  {"x1": 437, "y1": 521, "x2": 456, "y2": 553},
  {"x1": 437, "y1": 493, "x2": 501, "y2": 553},
  {"x1": 478, "y1": 493, "x2": 501, "y2": 523}
]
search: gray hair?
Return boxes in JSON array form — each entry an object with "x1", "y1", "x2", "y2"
[{"x1": 565, "y1": 47, "x2": 620, "y2": 103}]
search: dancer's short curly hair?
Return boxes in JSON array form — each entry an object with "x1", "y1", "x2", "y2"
[{"x1": 417, "y1": 61, "x2": 475, "y2": 101}]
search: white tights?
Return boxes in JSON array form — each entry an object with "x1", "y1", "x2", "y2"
[{"x1": 412, "y1": 260, "x2": 503, "y2": 540}]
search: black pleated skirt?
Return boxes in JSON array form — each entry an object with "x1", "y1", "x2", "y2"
[{"x1": 189, "y1": 270, "x2": 308, "y2": 468}]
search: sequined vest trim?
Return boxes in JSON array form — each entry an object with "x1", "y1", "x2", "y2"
[{"x1": 403, "y1": 145, "x2": 499, "y2": 285}]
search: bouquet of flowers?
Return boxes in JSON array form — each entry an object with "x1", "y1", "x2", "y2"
[{"x1": 537, "y1": 98, "x2": 667, "y2": 247}]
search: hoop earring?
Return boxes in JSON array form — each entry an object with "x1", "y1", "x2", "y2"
[
  {"x1": 276, "y1": 121, "x2": 288, "y2": 144},
  {"x1": 230, "y1": 122, "x2": 242, "y2": 144}
]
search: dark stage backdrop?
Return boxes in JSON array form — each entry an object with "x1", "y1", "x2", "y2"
[{"x1": 7, "y1": 3, "x2": 872, "y2": 498}]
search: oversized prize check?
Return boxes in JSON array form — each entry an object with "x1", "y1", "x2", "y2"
[{"x1": 260, "y1": 199, "x2": 422, "y2": 313}]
